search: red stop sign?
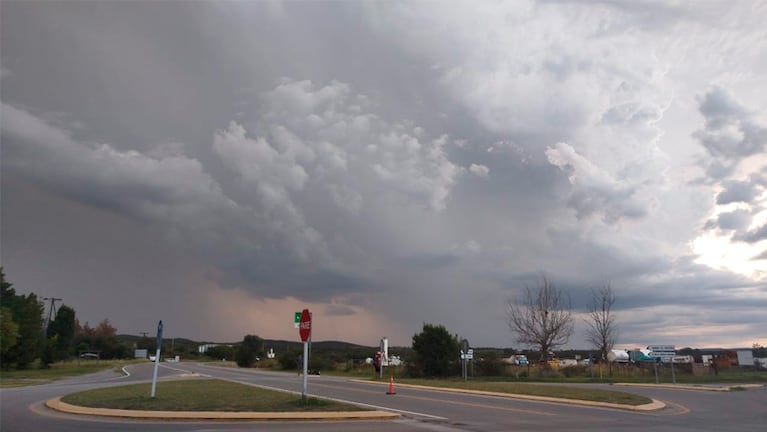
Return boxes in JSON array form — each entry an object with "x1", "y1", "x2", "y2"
[{"x1": 299, "y1": 309, "x2": 311, "y2": 342}]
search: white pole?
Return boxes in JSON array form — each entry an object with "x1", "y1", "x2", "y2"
[{"x1": 150, "y1": 346, "x2": 161, "y2": 398}]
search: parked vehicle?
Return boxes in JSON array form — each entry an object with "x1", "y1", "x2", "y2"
[
  {"x1": 607, "y1": 349, "x2": 629, "y2": 363},
  {"x1": 508, "y1": 354, "x2": 528, "y2": 365}
]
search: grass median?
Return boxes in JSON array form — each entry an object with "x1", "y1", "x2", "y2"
[
  {"x1": 61, "y1": 379, "x2": 363, "y2": 412},
  {"x1": 393, "y1": 378, "x2": 653, "y2": 406}
]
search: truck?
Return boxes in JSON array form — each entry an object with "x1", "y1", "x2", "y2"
[
  {"x1": 607, "y1": 349, "x2": 629, "y2": 363},
  {"x1": 509, "y1": 354, "x2": 529, "y2": 365}
]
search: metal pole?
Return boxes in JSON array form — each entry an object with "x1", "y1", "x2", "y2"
[
  {"x1": 151, "y1": 320, "x2": 163, "y2": 398},
  {"x1": 653, "y1": 360, "x2": 659, "y2": 384},
  {"x1": 150, "y1": 346, "x2": 161, "y2": 398},
  {"x1": 671, "y1": 359, "x2": 676, "y2": 384},
  {"x1": 308, "y1": 313, "x2": 312, "y2": 370},
  {"x1": 302, "y1": 341, "x2": 308, "y2": 402}
]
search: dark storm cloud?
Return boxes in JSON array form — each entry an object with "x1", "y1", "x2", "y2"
[
  {"x1": 705, "y1": 209, "x2": 752, "y2": 231},
  {"x1": 734, "y1": 223, "x2": 767, "y2": 244},
  {"x1": 2, "y1": 1, "x2": 765, "y2": 347},
  {"x1": 694, "y1": 87, "x2": 767, "y2": 162},
  {"x1": 716, "y1": 179, "x2": 760, "y2": 205}
]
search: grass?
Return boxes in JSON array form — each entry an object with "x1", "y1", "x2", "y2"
[
  {"x1": 61, "y1": 379, "x2": 363, "y2": 412},
  {"x1": 0, "y1": 359, "x2": 137, "y2": 388},
  {"x1": 392, "y1": 378, "x2": 652, "y2": 406}
]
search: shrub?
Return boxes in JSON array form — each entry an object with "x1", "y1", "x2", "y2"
[{"x1": 278, "y1": 349, "x2": 302, "y2": 370}]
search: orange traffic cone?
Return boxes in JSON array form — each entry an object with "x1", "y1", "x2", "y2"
[{"x1": 386, "y1": 375, "x2": 396, "y2": 395}]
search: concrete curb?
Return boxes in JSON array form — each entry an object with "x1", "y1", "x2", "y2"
[
  {"x1": 613, "y1": 383, "x2": 766, "y2": 392},
  {"x1": 351, "y1": 380, "x2": 665, "y2": 412},
  {"x1": 45, "y1": 397, "x2": 400, "y2": 421}
]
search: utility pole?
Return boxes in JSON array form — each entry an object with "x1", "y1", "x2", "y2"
[{"x1": 42, "y1": 297, "x2": 63, "y2": 331}]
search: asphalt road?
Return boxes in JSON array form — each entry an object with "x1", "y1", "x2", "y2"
[{"x1": 2, "y1": 362, "x2": 765, "y2": 432}]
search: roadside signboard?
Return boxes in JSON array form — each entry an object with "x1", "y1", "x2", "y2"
[
  {"x1": 294, "y1": 312, "x2": 301, "y2": 329},
  {"x1": 299, "y1": 309, "x2": 311, "y2": 343},
  {"x1": 647, "y1": 345, "x2": 675, "y2": 363},
  {"x1": 156, "y1": 320, "x2": 164, "y2": 351}
]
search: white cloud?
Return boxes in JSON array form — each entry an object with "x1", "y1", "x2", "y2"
[
  {"x1": 469, "y1": 163, "x2": 490, "y2": 178},
  {"x1": 247, "y1": 79, "x2": 465, "y2": 213},
  {"x1": 546, "y1": 142, "x2": 647, "y2": 223}
]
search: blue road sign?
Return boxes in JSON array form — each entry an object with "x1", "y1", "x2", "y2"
[{"x1": 156, "y1": 320, "x2": 163, "y2": 351}]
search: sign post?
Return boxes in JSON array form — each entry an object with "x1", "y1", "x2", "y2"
[
  {"x1": 150, "y1": 320, "x2": 163, "y2": 398},
  {"x1": 461, "y1": 339, "x2": 470, "y2": 381},
  {"x1": 298, "y1": 309, "x2": 311, "y2": 402},
  {"x1": 648, "y1": 345, "x2": 675, "y2": 384}
]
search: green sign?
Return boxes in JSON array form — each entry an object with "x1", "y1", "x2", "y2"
[{"x1": 294, "y1": 312, "x2": 301, "y2": 328}]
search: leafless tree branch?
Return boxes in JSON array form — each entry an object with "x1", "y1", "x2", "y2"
[
  {"x1": 506, "y1": 277, "x2": 574, "y2": 362},
  {"x1": 584, "y1": 283, "x2": 618, "y2": 362}
]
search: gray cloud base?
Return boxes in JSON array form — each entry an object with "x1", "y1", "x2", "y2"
[{"x1": 2, "y1": 1, "x2": 765, "y2": 347}]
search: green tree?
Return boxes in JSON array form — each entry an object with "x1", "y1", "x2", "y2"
[
  {"x1": 411, "y1": 323, "x2": 460, "y2": 377},
  {"x1": 73, "y1": 318, "x2": 128, "y2": 359},
  {"x1": 235, "y1": 335, "x2": 263, "y2": 368},
  {"x1": 0, "y1": 306, "x2": 20, "y2": 359},
  {"x1": 46, "y1": 305, "x2": 77, "y2": 362},
  {"x1": 206, "y1": 345, "x2": 235, "y2": 360},
  {"x1": 0, "y1": 269, "x2": 45, "y2": 369},
  {"x1": 7, "y1": 293, "x2": 45, "y2": 369}
]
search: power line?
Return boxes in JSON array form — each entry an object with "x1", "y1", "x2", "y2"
[{"x1": 42, "y1": 297, "x2": 63, "y2": 331}]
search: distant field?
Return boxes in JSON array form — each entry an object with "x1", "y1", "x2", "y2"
[{"x1": 61, "y1": 379, "x2": 363, "y2": 412}]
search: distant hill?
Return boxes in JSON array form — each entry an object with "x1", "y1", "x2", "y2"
[{"x1": 117, "y1": 334, "x2": 379, "y2": 357}]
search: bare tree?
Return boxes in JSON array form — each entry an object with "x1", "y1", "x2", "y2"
[
  {"x1": 506, "y1": 277, "x2": 574, "y2": 363},
  {"x1": 584, "y1": 284, "x2": 617, "y2": 363}
]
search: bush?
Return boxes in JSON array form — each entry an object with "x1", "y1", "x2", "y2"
[
  {"x1": 411, "y1": 323, "x2": 460, "y2": 377},
  {"x1": 235, "y1": 335, "x2": 263, "y2": 368},
  {"x1": 278, "y1": 349, "x2": 302, "y2": 370},
  {"x1": 308, "y1": 354, "x2": 335, "y2": 372},
  {"x1": 561, "y1": 365, "x2": 588, "y2": 378},
  {"x1": 474, "y1": 358, "x2": 505, "y2": 377}
]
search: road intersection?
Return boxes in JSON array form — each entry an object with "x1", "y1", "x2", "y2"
[{"x1": 2, "y1": 362, "x2": 765, "y2": 432}]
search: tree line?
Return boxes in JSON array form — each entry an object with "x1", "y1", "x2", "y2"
[
  {"x1": 1, "y1": 268, "x2": 126, "y2": 370},
  {"x1": 409, "y1": 276, "x2": 617, "y2": 377}
]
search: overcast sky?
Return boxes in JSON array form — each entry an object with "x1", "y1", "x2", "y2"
[{"x1": 2, "y1": 1, "x2": 765, "y2": 351}]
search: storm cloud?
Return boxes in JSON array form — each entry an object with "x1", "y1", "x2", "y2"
[{"x1": 2, "y1": 1, "x2": 765, "y2": 349}]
